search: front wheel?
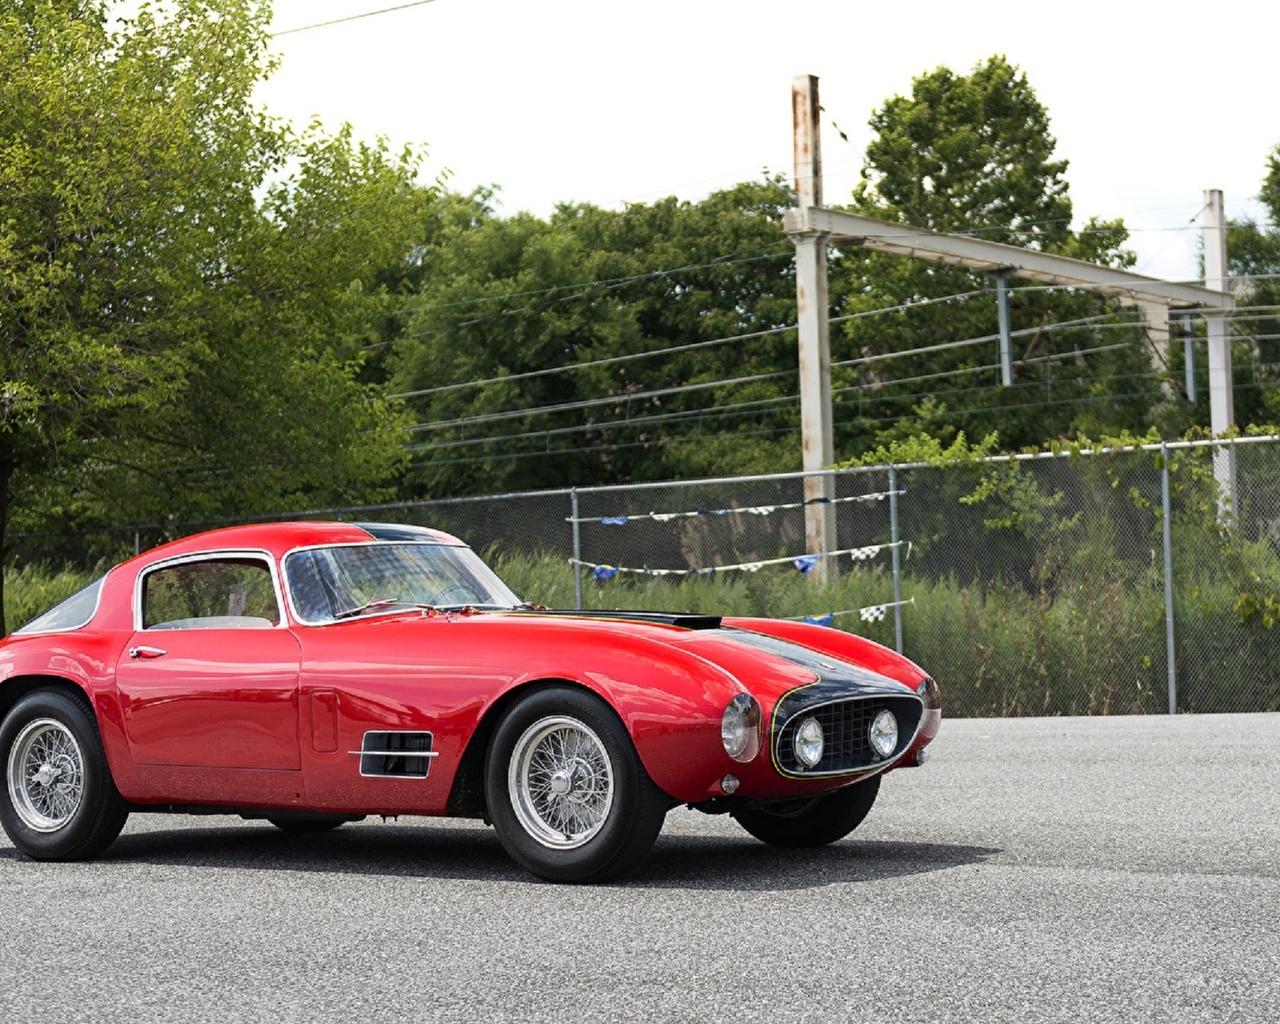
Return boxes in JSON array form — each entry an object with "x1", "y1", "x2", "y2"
[
  {"x1": 732, "y1": 774, "x2": 881, "y2": 848},
  {"x1": 484, "y1": 687, "x2": 668, "y2": 883},
  {"x1": 0, "y1": 688, "x2": 129, "y2": 860}
]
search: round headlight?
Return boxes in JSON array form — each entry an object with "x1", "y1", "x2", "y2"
[
  {"x1": 721, "y1": 695, "x2": 761, "y2": 762},
  {"x1": 869, "y1": 709, "x2": 898, "y2": 759},
  {"x1": 793, "y1": 716, "x2": 824, "y2": 768}
]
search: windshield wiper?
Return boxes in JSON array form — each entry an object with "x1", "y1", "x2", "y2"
[{"x1": 332, "y1": 597, "x2": 407, "y2": 620}]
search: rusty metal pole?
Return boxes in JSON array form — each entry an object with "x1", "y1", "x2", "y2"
[{"x1": 792, "y1": 75, "x2": 838, "y2": 576}]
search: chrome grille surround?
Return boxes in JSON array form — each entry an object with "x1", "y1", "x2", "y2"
[{"x1": 772, "y1": 694, "x2": 924, "y2": 778}]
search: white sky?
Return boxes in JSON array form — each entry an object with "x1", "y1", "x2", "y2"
[{"x1": 249, "y1": 0, "x2": 1278, "y2": 284}]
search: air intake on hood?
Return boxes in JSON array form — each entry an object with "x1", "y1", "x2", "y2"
[{"x1": 529, "y1": 610, "x2": 723, "y2": 630}]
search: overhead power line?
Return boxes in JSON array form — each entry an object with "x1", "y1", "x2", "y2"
[
  {"x1": 273, "y1": 1, "x2": 441, "y2": 37},
  {"x1": 392, "y1": 286, "x2": 995, "y2": 402},
  {"x1": 401, "y1": 305, "x2": 1146, "y2": 432}
]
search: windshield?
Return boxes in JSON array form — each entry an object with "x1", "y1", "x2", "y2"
[{"x1": 284, "y1": 542, "x2": 520, "y2": 623}]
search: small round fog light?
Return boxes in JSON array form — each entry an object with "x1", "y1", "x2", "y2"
[
  {"x1": 794, "y1": 717, "x2": 824, "y2": 768},
  {"x1": 720, "y1": 774, "x2": 740, "y2": 795},
  {"x1": 869, "y1": 709, "x2": 898, "y2": 759}
]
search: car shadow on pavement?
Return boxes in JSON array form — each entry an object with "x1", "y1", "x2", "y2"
[
  {"x1": 90, "y1": 819, "x2": 527, "y2": 880},
  {"x1": 0, "y1": 817, "x2": 999, "y2": 890},
  {"x1": 632, "y1": 835, "x2": 1000, "y2": 891}
]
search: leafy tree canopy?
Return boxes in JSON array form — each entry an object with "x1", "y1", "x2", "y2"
[
  {"x1": 1223, "y1": 143, "x2": 1280, "y2": 425},
  {"x1": 834, "y1": 56, "x2": 1163, "y2": 453},
  {"x1": 388, "y1": 179, "x2": 801, "y2": 496},
  {"x1": 1, "y1": 0, "x2": 433, "y2": 621}
]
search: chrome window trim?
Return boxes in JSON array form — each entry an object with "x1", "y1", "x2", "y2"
[{"x1": 133, "y1": 549, "x2": 289, "y2": 633}]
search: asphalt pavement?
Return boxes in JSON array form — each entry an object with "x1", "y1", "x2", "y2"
[{"x1": 2, "y1": 713, "x2": 1277, "y2": 1023}]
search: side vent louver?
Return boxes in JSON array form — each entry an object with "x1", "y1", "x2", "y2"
[{"x1": 354, "y1": 731, "x2": 437, "y2": 778}]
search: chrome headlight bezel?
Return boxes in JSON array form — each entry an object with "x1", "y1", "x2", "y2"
[
  {"x1": 793, "y1": 716, "x2": 824, "y2": 768},
  {"x1": 868, "y1": 709, "x2": 898, "y2": 759},
  {"x1": 721, "y1": 694, "x2": 762, "y2": 762}
]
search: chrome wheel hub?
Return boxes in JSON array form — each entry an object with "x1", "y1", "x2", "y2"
[
  {"x1": 548, "y1": 768, "x2": 574, "y2": 797},
  {"x1": 7, "y1": 718, "x2": 85, "y2": 833}
]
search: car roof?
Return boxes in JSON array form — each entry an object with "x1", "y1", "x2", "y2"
[{"x1": 123, "y1": 521, "x2": 464, "y2": 566}]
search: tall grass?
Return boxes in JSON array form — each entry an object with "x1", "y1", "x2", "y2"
[
  {"x1": 6, "y1": 548, "x2": 1274, "y2": 716},
  {"x1": 490, "y1": 550, "x2": 1279, "y2": 717}
]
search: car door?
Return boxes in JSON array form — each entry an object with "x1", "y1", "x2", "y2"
[{"x1": 114, "y1": 553, "x2": 302, "y2": 771}]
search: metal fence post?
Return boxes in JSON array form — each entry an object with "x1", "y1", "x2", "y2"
[
  {"x1": 889, "y1": 465, "x2": 903, "y2": 655},
  {"x1": 1161, "y1": 444, "x2": 1177, "y2": 714},
  {"x1": 571, "y1": 488, "x2": 583, "y2": 610}
]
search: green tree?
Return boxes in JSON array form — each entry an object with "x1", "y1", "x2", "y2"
[
  {"x1": 388, "y1": 178, "x2": 800, "y2": 496},
  {"x1": 832, "y1": 56, "x2": 1158, "y2": 455},
  {"x1": 0, "y1": 0, "x2": 429, "y2": 629},
  {"x1": 1222, "y1": 145, "x2": 1280, "y2": 426}
]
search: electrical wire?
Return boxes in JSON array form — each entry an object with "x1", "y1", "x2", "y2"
[
  {"x1": 392, "y1": 286, "x2": 996, "y2": 403},
  {"x1": 272, "y1": 1, "x2": 441, "y2": 37},
  {"x1": 367, "y1": 247, "x2": 795, "y2": 351},
  {"x1": 389, "y1": 322, "x2": 798, "y2": 401},
  {"x1": 405, "y1": 340, "x2": 1162, "y2": 456},
  {"x1": 401, "y1": 306, "x2": 1147, "y2": 432}
]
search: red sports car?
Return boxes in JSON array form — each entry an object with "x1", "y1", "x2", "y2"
[{"x1": 0, "y1": 522, "x2": 940, "y2": 882}]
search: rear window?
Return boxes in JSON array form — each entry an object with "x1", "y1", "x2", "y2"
[{"x1": 13, "y1": 578, "x2": 105, "y2": 635}]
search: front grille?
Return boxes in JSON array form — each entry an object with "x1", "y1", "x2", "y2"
[{"x1": 774, "y1": 696, "x2": 921, "y2": 776}]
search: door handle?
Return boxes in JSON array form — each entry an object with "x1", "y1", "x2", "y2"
[{"x1": 128, "y1": 646, "x2": 167, "y2": 659}]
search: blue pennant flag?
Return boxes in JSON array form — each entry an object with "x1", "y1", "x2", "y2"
[
  {"x1": 803, "y1": 613, "x2": 836, "y2": 627},
  {"x1": 600, "y1": 517, "x2": 629, "y2": 525},
  {"x1": 592, "y1": 565, "x2": 619, "y2": 580},
  {"x1": 793, "y1": 555, "x2": 819, "y2": 575}
]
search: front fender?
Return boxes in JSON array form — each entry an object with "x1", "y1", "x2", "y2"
[{"x1": 496, "y1": 631, "x2": 753, "y2": 804}]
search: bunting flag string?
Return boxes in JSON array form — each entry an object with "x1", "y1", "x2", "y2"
[
  {"x1": 573, "y1": 541, "x2": 905, "y2": 580},
  {"x1": 570, "y1": 488, "x2": 904, "y2": 526},
  {"x1": 795, "y1": 596, "x2": 916, "y2": 627}
]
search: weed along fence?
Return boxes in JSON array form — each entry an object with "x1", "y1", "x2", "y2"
[{"x1": 13, "y1": 438, "x2": 1280, "y2": 718}]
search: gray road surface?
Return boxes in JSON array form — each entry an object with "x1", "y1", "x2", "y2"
[{"x1": 2, "y1": 713, "x2": 1277, "y2": 1023}]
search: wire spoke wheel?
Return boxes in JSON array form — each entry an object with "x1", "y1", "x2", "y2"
[
  {"x1": 486, "y1": 687, "x2": 668, "y2": 882},
  {"x1": 509, "y1": 715, "x2": 615, "y2": 850},
  {"x1": 0, "y1": 689, "x2": 130, "y2": 861},
  {"x1": 7, "y1": 717, "x2": 86, "y2": 833}
]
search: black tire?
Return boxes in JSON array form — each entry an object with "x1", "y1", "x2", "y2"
[
  {"x1": 0, "y1": 688, "x2": 129, "y2": 861},
  {"x1": 732, "y1": 774, "x2": 881, "y2": 848},
  {"x1": 484, "y1": 686, "x2": 668, "y2": 883}
]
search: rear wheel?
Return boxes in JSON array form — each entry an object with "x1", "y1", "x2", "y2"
[
  {"x1": 484, "y1": 687, "x2": 668, "y2": 883},
  {"x1": 732, "y1": 774, "x2": 881, "y2": 848},
  {"x1": 0, "y1": 688, "x2": 129, "y2": 860}
]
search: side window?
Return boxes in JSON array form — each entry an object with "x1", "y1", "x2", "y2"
[{"x1": 142, "y1": 558, "x2": 280, "y2": 630}]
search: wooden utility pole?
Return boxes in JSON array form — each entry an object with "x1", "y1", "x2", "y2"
[{"x1": 791, "y1": 74, "x2": 838, "y2": 574}]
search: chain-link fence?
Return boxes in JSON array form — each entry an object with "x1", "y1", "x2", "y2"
[{"x1": 12, "y1": 438, "x2": 1280, "y2": 717}]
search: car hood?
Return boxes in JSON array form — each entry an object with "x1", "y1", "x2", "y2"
[{"x1": 506, "y1": 608, "x2": 920, "y2": 704}]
